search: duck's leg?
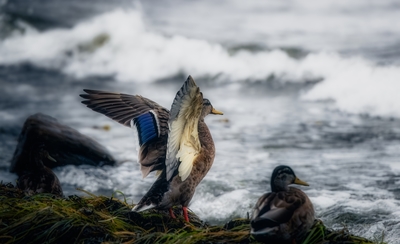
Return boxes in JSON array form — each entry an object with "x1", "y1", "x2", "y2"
[
  {"x1": 182, "y1": 206, "x2": 189, "y2": 222},
  {"x1": 169, "y1": 208, "x2": 176, "y2": 219}
]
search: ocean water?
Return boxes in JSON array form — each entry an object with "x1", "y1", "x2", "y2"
[{"x1": 1, "y1": 0, "x2": 400, "y2": 242}]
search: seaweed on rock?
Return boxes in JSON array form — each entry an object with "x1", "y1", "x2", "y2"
[{"x1": 0, "y1": 183, "x2": 383, "y2": 244}]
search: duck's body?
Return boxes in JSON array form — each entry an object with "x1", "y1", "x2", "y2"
[
  {"x1": 135, "y1": 116, "x2": 216, "y2": 218},
  {"x1": 80, "y1": 76, "x2": 223, "y2": 221},
  {"x1": 17, "y1": 145, "x2": 63, "y2": 197},
  {"x1": 251, "y1": 165, "x2": 315, "y2": 243}
]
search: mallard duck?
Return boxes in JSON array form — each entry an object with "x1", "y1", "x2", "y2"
[
  {"x1": 17, "y1": 144, "x2": 63, "y2": 197},
  {"x1": 80, "y1": 76, "x2": 223, "y2": 222},
  {"x1": 250, "y1": 165, "x2": 315, "y2": 243}
]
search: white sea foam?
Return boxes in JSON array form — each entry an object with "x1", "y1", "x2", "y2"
[
  {"x1": 0, "y1": 10, "x2": 305, "y2": 83},
  {"x1": 1, "y1": 9, "x2": 400, "y2": 118},
  {"x1": 146, "y1": 0, "x2": 400, "y2": 51},
  {"x1": 190, "y1": 189, "x2": 252, "y2": 222},
  {"x1": 310, "y1": 195, "x2": 336, "y2": 209},
  {"x1": 301, "y1": 53, "x2": 400, "y2": 118}
]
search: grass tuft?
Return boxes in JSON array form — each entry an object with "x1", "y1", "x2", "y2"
[{"x1": 0, "y1": 182, "x2": 384, "y2": 244}]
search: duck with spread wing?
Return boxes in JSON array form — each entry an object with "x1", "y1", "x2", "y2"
[{"x1": 80, "y1": 76, "x2": 223, "y2": 222}]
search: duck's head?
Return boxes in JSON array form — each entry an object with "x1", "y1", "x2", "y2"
[
  {"x1": 270, "y1": 165, "x2": 309, "y2": 192},
  {"x1": 202, "y1": 98, "x2": 223, "y2": 118}
]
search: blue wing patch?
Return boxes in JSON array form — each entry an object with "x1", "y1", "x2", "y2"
[{"x1": 133, "y1": 112, "x2": 159, "y2": 146}]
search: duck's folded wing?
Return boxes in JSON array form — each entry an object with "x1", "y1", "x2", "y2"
[
  {"x1": 80, "y1": 90, "x2": 169, "y2": 178},
  {"x1": 251, "y1": 192, "x2": 294, "y2": 231},
  {"x1": 165, "y1": 76, "x2": 203, "y2": 181}
]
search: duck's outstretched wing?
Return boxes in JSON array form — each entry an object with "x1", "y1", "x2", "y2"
[
  {"x1": 80, "y1": 90, "x2": 169, "y2": 178},
  {"x1": 165, "y1": 76, "x2": 203, "y2": 181}
]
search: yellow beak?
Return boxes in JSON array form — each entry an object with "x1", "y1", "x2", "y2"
[
  {"x1": 211, "y1": 108, "x2": 224, "y2": 115},
  {"x1": 294, "y1": 177, "x2": 309, "y2": 186}
]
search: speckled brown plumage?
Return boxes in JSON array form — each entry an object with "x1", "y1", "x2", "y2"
[
  {"x1": 80, "y1": 76, "x2": 223, "y2": 222},
  {"x1": 156, "y1": 110, "x2": 217, "y2": 209},
  {"x1": 251, "y1": 165, "x2": 315, "y2": 243}
]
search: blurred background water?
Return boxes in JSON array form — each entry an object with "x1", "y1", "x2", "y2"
[{"x1": 1, "y1": 0, "x2": 400, "y2": 242}]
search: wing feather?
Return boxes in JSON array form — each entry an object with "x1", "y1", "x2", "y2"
[
  {"x1": 165, "y1": 76, "x2": 203, "y2": 181},
  {"x1": 80, "y1": 90, "x2": 169, "y2": 178}
]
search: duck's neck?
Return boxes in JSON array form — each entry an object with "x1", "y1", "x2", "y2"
[
  {"x1": 198, "y1": 119, "x2": 214, "y2": 152},
  {"x1": 271, "y1": 181, "x2": 289, "y2": 192}
]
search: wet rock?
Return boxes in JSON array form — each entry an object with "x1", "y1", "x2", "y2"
[{"x1": 10, "y1": 113, "x2": 116, "y2": 174}]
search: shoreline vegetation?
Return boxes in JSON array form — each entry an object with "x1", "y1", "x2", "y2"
[{"x1": 0, "y1": 183, "x2": 383, "y2": 244}]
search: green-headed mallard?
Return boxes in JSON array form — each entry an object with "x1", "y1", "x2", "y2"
[
  {"x1": 17, "y1": 144, "x2": 63, "y2": 197},
  {"x1": 80, "y1": 76, "x2": 223, "y2": 222},
  {"x1": 250, "y1": 165, "x2": 315, "y2": 243}
]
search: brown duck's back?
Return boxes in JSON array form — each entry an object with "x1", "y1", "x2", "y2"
[
  {"x1": 277, "y1": 187, "x2": 315, "y2": 239},
  {"x1": 251, "y1": 187, "x2": 315, "y2": 242}
]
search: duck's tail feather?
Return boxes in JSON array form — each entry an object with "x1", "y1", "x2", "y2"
[
  {"x1": 132, "y1": 170, "x2": 171, "y2": 212},
  {"x1": 132, "y1": 202, "x2": 156, "y2": 212}
]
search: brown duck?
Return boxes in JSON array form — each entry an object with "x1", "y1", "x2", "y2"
[
  {"x1": 17, "y1": 144, "x2": 63, "y2": 197},
  {"x1": 250, "y1": 165, "x2": 315, "y2": 243},
  {"x1": 80, "y1": 76, "x2": 223, "y2": 222}
]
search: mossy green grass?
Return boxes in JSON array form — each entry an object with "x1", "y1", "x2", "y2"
[{"x1": 0, "y1": 183, "x2": 383, "y2": 244}]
